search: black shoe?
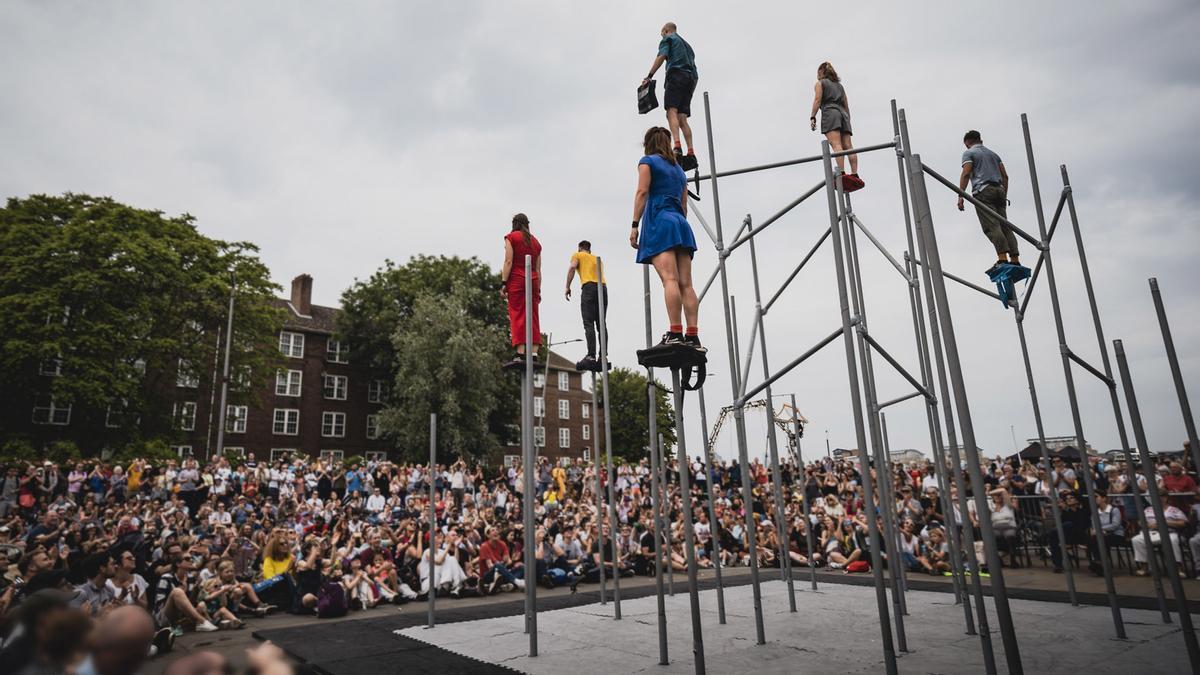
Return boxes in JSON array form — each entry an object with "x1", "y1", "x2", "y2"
[
  {"x1": 675, "y1": 148, "x2": 684, "y2": 164},
  {"x1": 680, "y1": 153, "x2": 699, "y2": 171},
  {"x1": 153, "y1": 627, "x2": 174, "y2": 655},
  {"x1": 569, "y1": 579, "x2": 580, "y2": 594},
  {"x1": 986, "y1": 262, "x2": 1005, "y2": 276},
  {"x1": 657, "y1": 332, "x2": 684, "y2": 348},
  {"x1": 683, "y1": 334, "x2": 707, "y2": 353},
  {"x1": 540, "y1": 575, "x2": 556, "y2": 590}
]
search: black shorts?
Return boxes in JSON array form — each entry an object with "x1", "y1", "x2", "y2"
[{"x1": 664, "y1": 69, "x2": 697, "y2": 116}]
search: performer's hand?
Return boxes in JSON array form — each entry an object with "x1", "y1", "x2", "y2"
[
  {"x1": 499, "y1": 286, "x2": 508, "y2": 299},
  {"x1": 956, "y1": 197, "x2": 965, "y2": 212},
  {"x1": 641, "y1": 78, "x2": 649, "y2": 87},
  {"x1": 630, "y1": 227, "x2": 639, "y2": 249},
  {"x1": 810, "y1": 117, "x2": 816, "y2": 132},
  {"x1": 564, "y1": 288, "x2": 571, "y2": 301}
]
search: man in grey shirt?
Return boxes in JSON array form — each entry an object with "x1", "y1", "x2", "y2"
[{"x1": 957, "y1": 130, "x2": 1017, "y2": 272}]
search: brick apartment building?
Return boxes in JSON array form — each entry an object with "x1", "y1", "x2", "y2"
[{"x1": 18, "y1": 273, "x2": 603, "y2": 467}]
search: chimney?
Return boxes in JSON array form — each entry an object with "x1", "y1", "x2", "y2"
[{"x1": 290, "y1": 274, "x2": 313, "y2": 316}]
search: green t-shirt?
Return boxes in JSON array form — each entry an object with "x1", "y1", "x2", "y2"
[{"x1": 658, "y1": 33, "x2": 697, "y2": 76}]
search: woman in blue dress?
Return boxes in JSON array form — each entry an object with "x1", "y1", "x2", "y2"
[{"x1": 629, "y1": 126, "x2": 702, "y2": 350}]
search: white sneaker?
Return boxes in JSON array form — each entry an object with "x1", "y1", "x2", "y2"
[
  {"x1": 196, "y1": 621, "x2": 219, "y2": 633},
  {"x1": 514, "y1": 579, "x2": 526, "y2": 590},
  {"x1": 147, "y1": 645, "x2": 158, "y2": 658},
  {"x1": 400, "y1": 584, "x2": 419, "y2": 600}
]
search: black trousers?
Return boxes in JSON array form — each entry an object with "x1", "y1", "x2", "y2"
[{"x1": 580, "y1": 282, "x2": 608, "y2": 357}]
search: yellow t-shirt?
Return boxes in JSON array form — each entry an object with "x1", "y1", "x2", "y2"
[
  {"x1": 570, "y1": 251, "x2": 606, "y2": 285},
  {"x1": 262, "y1": 554, "x2": 293, "y2": 579}
]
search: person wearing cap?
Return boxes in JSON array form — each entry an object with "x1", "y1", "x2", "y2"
[
  {"x1": 564, "y1": 240, "x2": 609, "y2": 370},
  {"x1": 957, "y1": 130, "x2": 1017, "y2": 274}
]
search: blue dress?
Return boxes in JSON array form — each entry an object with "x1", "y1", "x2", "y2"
[{"x1": 636, "y1": 154, "x2": 698, "y2": 264}]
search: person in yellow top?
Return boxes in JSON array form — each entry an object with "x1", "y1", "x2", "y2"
[
  {"x1": 564, "y1": 240, "x2": 608, "y2": 370},
  {"x1": 261, "y1": 531, "x2": 294, "y2": 580},
  {"x1": 552, "y1": 463, "x2": 567, "y2": 498}
]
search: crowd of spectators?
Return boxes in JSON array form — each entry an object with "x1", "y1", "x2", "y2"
[{"x1": 0, "y1": 446, "x2": 1196, "y2": 673}]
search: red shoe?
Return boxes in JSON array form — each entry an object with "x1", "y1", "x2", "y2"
[{"x1": 841, "y1": 173, "x2": 865, "y2": 192}]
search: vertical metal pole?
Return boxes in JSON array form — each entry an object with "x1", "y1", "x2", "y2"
[
  {"x1": 838, "y1": 185, "x2": 907, "y2": 646},
  {"x1": 697, "y1": 387, "x2": 727, "y2": 622},
  {"x1": 213, "y1": 272, "x2": 236, "y2": 460},
  {"x1": 522, "y1": 255, "x2": 538, "y2": 656},
  {"x1": 593, "y1": 371, "x2": 607, "y2": 604},
  {"x1": 672, "y1": 369, "x2": 706, "y2": 675},
  {"x1": 702, "y1": 91, "x2": 766, "y2": 643},
  {"x1": 662, "y1": 431, "x2": 675, "y2": 596},
  {"x1": 1062, "y1": 163, "x2": 1170, "y2": 619},
  {"x1": 747, "y1": 234, "x2": 796, "y2": 611},
  {"x1": 792, "y1": 394, "x2": 818, "y2": 591},
  {"x1": 900, "y1": 111, "x2": 992, "y2": 659},
  {"x1": 889, "y1": 100, "x2": 971, "y2": 616},
  {"x1": 427, "y1": 413, "x2": 437, "y2": 629},
  {"x1": 1020, "y1": 117, "x2": 1123, "y2": 639},
  {"x1": 1150, "y1": 279, "x2": 1200, "y2": 473},
  {"x1": 880, "y1": 413, "x2": 910, "y2": 601},
  {"x1": 1014, "y1": 315, "x2": 1079, "y2": 603},
  {"x1": 822, "y1": 139, "x2": 897, "y2": 675},
  {"x1": 1115, "y1": 340, "x2": 1200, "y2": 668},
  {"x1": 907, "y1": 147, "x2": 1024, "y2": 672},
  {"x1": 596, "y1": 258, "x2": 621, "y2": 619},
  {"x1": 651, "y1": 430, "x2": 669, "y2": 665}
]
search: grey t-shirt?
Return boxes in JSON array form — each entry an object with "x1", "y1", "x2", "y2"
[{"x1": 961, "y1": 144, "x2": 1004, "y2": 194}]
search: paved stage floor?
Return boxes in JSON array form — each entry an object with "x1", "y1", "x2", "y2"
[{"x1": 396, "y1": 580, "x2": 1194, "y2": 674}]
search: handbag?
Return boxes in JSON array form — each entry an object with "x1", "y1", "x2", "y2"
[{"x1": 638, "y1": 80, "x2": 659, "y2": 115}]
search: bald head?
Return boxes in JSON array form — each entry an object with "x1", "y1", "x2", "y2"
[
  {"x1": 89, "y1": 606, "x2": 155, "y2": 675},
  {"x1": 662, "y1": 22, "x2": 677, "y2": 34}
]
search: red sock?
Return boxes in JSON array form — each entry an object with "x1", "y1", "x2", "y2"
[
  {"x1": 670, "y1": 324, "x2": 683, "y2": 334},
  {"x1": 673, "y1": 143, "x2": 682, "y2": 151},
  {"x1": 686, "y1": 326, "x2": 698, "y2": 336},
  {"x1": 686, "y1": 148, "x2": 695, "y2": 156}
]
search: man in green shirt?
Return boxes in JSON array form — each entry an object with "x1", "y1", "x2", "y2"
[{"x1": 641, "y1": 22, "x2": 699, "y2": 170}]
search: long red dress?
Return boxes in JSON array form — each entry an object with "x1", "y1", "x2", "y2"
[{"x1": 505, "y1": 231, "x2": 541, "y2": 348}]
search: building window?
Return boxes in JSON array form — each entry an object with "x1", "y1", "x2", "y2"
[
  {"x1": 319, "y1": 449, "x2": 344, "y2": 463},
  {"x1": 533, "y1": 396, "x2": 545, "y2": 418},
  {"x1": 270, "y1": 448, "x2": 295, "y2": 462},
  {"x1": 32, "y1": 396, "x2": 71, "y2": 425},
  {"x1": 220, "y1": 446, "x2": 245, "y2": 459},
  {"x1": 171, "y1": 445, "x2": 193, "y2": 458},
  {"x1": 503, "y1": 454, "x2": 520, "y2": 468},
  {"x1": 558, "y1": 400, "x2": 570, "y2": 419},
  {"x1": 534, "y1": 426, "x2": 545, "y2": 447},
  {"x1": 174, "y1": 402, "x2": 197, "y2": 431},
  {"x1": 279, "y1": 331, "x2": 305, "y2": 358},
  {"x1": 177, "y1": 359, "x2": 199, "y2": 388},
  {"x1": 582, "y1": 424, "x2": 591, "y2": 441},
  {"x1": 322, "y1": 412, "x2": 346, "y2": 438},
  {"x1": 40, "y1": 356, "x2": 62, "y2": 377},
  {"x1": 558, "y1": 372, "x2": 569, "y2": 391},
  {"x1": 583, "y1": 448, "x2": 591, "y2": 462},
  {"x1": 225, "y1": 405, "x2": 248, "y2": 433},
  {"x1": 366, "y1": 414, "x2": 380, "y2": 439},
  {"x1": 365, "y1": 451, "x2": 388, "y2": 462},
  {"x1": 273, "y1": 409, "x2": 300, "y2": 435},
  {"x1": 582, "y1": 402, "x2": 590, "y2": 419},
  {"x1": 505, "y1": 424, "x2": 520, "y2": 446},
  {"x1": 276, "y1": 370, "x2": 302, "y2": 397},
  {"x1": 559, "y1": 428, "x2": 570, "y2": 448},
  {"x1": 105, "y1": 399, "x2": 128, "y2": 429},
  {"x1": 534, "y1": 372, "x2": 545, "y2": 389},
  {"x1": 231, "y1": 365, "x2": 252, "y2": 391},
  {"x1": 322, "y1": 374, "x2": 348, "y2": 400},
  {"x1": 368, "y1": 380, "x2": 387, "y2": 404},
  {"x1": 326, "y1": 339, "x2": 349, "y2": 364}
]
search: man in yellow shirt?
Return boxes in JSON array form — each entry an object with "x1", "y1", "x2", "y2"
[{"x1": 564, "y1": 241, "x2": 608, "y2": 370}]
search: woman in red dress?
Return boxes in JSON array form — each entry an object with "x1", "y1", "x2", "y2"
[{"x1": 501, "y1": 213, "x2": 542, "y2": 365}]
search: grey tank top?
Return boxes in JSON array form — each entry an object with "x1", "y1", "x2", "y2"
[{"x1": 820, "y1": 79, "x2": 846, "y2": 109}]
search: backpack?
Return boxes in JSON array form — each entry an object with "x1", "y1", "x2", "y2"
[{"x1": 316, "y1": 581, "x2": 347, "y2": 618}]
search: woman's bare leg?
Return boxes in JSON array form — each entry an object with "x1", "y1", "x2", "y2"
[
  {"x1": 651, "y1": 252, "x2": 683, "y2": 328},
  {"x1": 842, "y1": 132, "x2": 857, "y2": 174},
  {"x1": 824, "y1": 131, "x2": 845, "y2": 172},
  {"x1": 674, "y1": 249, "x2": 698, "y2": 330}
]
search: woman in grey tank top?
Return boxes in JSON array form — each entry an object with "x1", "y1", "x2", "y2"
[{"x1": 809, "y1": 62, "x2": 860, "y2": 185}]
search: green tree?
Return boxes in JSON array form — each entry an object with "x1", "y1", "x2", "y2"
[
  {"x1": 0, "y1": 193, "x2": 283, "y2": 450},
  {"x1": 378, "y1": 284, "x2": 513, "y2": 462},
  {"x1": 600, "y1": 367, "x2": 676, "y2": 462},
  {"x1": 338, "y1": 255, "x2": 505, "y2": 372}
]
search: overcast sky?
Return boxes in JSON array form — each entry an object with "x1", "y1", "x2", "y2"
[{"x1": 3, "y1": 1, "x2": 1198, "y2": 464}]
